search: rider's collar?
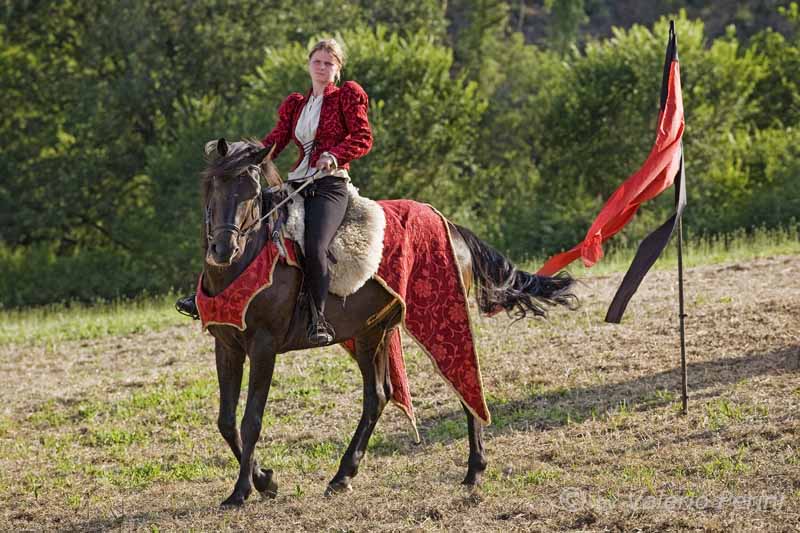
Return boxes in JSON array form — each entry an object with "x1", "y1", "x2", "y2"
[{"x1": 306, "y1": 83, "x2": 338, "y2": 99}]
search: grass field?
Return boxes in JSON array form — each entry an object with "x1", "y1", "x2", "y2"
[{"x1": 0, "y1": 234, "x2": 798, "y2": 531}]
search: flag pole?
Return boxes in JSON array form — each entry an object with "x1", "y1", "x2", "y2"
[
  {"x1": 677, "y1": 191, "x2": 688, "y2": 414},
  {"x1": 672, "y1": 21, "x2": 689, "y2": 415}
]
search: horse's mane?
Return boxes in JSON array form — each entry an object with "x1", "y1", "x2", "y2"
[{"x1": 201, "y1": 138, "x2": 282, "y2": 204}]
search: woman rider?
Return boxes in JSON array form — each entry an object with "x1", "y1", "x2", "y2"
[{"x1": 177, "y1": 38, "x2": 373, "y2": 346}]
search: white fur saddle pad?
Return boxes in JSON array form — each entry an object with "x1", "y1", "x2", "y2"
[{"x1": 283, "y1": 183, "x2": 385, "y2": 297}]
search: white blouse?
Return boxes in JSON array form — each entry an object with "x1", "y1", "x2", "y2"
[{"x1": 287, "y1": 93, "x2": 350, "y2": 181}]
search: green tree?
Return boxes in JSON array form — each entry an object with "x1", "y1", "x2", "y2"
[
  {"x1": 739, "y1": 127, "x2": 800, "y2": 229},
  {"x1": 544, "y1": 0, "x2": 588, "y2": 53},
  {"x1": 748, "y1": 18, "x2": 800, "y2": 129},
  {"x1": 0, "y1": 1, "x2": 294, "y2": 250},
  {"x1": 448, "y1": 0, "x2": 510, "y2": 95},
  {"x1": 2, "y1": 1, "x2": 799, "y2": 306},
  {"x1": 464, "y1": 32, "x2": 569, "y2": 251}
]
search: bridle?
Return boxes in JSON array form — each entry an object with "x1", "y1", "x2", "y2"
[{"x1": 205, "y1": 165, "x2": 265, "y2": 245}]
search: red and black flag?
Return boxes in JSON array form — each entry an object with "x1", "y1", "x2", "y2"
[{"x1": 538, "y1": 21, "x2": 686, "y2": 323}]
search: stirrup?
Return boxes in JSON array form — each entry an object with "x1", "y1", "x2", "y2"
[
  {"x1": 175, "y1": 294, "x2": 200, "y2": 320},
  {"x1": 308, "y1": 320, "x2": 334, "y2": 346},
  {"x1": 307, "y1": 305, "x2": 334, "y2": 345}
]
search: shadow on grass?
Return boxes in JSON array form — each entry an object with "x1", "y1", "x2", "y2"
[{"x1": 370, "y1": 344, "x2": 800, "y2": 455}]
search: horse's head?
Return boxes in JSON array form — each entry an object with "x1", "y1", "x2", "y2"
[{"x1": 202, "y1": 138, "x2": 279, "y2": 267}]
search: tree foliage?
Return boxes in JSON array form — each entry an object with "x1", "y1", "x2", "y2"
[{"x1": 1, "y1": 1, "x2": 798, "y2": 306}]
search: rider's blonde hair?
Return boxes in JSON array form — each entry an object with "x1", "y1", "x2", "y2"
[{"x1": 308, "y1": 38, "x2": 345, "y2": 84}]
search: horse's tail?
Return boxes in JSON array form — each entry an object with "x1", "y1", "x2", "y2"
[{"x1": 451, "y1": 223, "x2": 579, "y2": 320}]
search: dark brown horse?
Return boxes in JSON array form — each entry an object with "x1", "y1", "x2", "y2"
[{"x1": 200, "y1": 138, "x2": 577, "y2": 507}]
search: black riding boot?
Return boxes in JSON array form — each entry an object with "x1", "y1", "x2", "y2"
[
  {"x1": 307, "y1": 300, "x2": 334, "y2": 346},
  {"x1": 176, "y1": 293, "x2": 200, "y2": 320}
]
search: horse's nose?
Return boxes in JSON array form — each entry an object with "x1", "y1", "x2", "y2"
[
  {"x1": 208, "y1": 240, "x2": 239, "y2": 266},
  {"x1": 209, "y1": 242, "x2": 230, "y2": 264}
]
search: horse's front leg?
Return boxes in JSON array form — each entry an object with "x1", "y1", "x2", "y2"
[
  {"x1": 215, "y1": 340, "x2": 277, "y2": 503},
  {"x1": 221, "y1": 334, "x2": 277, "y2": 507},
  {"x1": 326, "y1": 328, "x2": 389, "y2": 495},
  {"x1": 216, "y1": 340, "x2": 245, "y2": 461}
]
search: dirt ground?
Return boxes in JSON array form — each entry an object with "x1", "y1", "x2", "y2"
[{"x1": 1, "y1": 254, "x2": 798, "y2": 532}]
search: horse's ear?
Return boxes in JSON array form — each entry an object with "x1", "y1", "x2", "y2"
[
  {"x1": 203, "y1": 138, "x2": 229, "y2": 160},
  {"x1": 216, "y1": 138, "x2": 229, "y2": 157},
  {"x1": 258, "y1": 144, "x2": 283, "y2": 189},
  {"x1": 254, "y1": 146, "x2": 270, "y2": 163},
  {"x1": 254, "y1": 143, "x2": 276, "y2": 164}
]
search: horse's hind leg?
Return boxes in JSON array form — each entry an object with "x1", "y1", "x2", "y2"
[
  {"x1": 462, "y1": 401, "x2": 487, "y2": 486},
  {"x1": 215, "y1": 341, "x2": 277, "y2": 501},
  {"x1": 326, "y1": 327, "x2": 390, "y2": 495}
]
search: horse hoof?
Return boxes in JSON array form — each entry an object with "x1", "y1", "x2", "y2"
[
  {"x1": 254, "y1": 468, "x2": 278, "y2": 498},
  {"x1": 462, "y1": 472, "x2": 483, "y2": 487},
  {"x1": 324, "y1": 480, "x2": 353, "y2": 497},
  {"x1": 220, "y1": 492, "x2": 246, "y2": 508}
]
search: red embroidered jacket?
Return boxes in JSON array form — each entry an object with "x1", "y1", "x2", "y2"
[{"x1": 260, "y1": 81, "x2": 372, "y2": 171}]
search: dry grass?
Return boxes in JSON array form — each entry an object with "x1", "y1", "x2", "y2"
[{"x1": 1, "y1": 255, "x2": 798, "y2": 532}]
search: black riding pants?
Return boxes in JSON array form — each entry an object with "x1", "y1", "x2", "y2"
[{"x1": 302, "y1": 176, "x2": 349, "y2": 313}]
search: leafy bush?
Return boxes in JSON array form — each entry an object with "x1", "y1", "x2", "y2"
[{"x1": 0, "y1": 244, "x2": 165, "y2": 308}]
